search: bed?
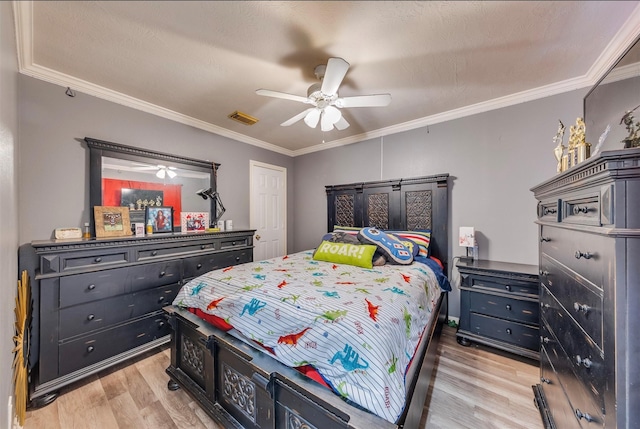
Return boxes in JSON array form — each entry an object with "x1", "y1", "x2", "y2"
[{"x1": 164, "y1": 173, "x2": 450, "y2": 429}]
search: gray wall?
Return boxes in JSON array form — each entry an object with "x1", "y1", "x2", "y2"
[
  {"x1": 293, "y1": 90, "x2": 588, "y2": 318},
  {"x1": 1, "y1": 1, "x2": 19, "y2": 427},
  {"x1": 18, "y1": 76, "x2": 295, "y2": 247}
]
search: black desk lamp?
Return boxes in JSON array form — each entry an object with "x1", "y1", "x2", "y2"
[{"x1": 196, "y1": 188, "x2": 226, "y2": 228}]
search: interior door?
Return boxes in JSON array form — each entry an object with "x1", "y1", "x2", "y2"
[{"x1": 250, "y1": 161, "x2": 287, "y2": 261}]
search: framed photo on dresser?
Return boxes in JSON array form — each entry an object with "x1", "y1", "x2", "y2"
[
  {"x1": 93, "y1": 206, "x2": 132, "y2": 238},
  {"x1": 146, "y1": 206, "x2": 173, "y2": 233}
]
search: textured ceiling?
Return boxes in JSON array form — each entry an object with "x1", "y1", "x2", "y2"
[{"x1": 13, "y1": 1, "x2": 640, "y2": 155}]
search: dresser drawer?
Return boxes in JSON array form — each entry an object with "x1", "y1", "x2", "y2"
[
  {"x1": 538, "y1": 199, "x2": 560, "y2": 222},
  {"x1": 130, "y1": 260, "x2": 182, "y2": 292},
  {"x1": 541, "y1": 296, "x2": 605, "y2": 409},
  {"x1": 561, "y1": 193, "x2": 601, "y2": 226},
  {"x1": 58, "y1": 313, "x2": 170, "y2": 377},
  {"x1": 539, "y1": 226, "x2": 612, "y2": 290},
  {"x1": 60, "y1": 249, "x2": 130, "y2": 272},
  {"x1": 468, "y1": 313, "x2": 538, "y2": 350},
  {"x1": 468, "y1": 291, "x2": 538, "y2": 325},
  {"x1": 540, "y1": 258, "x2": 603, "y2": 347},
  {"x1": 216, "y1": 341, "x2": 274, "y2": 429},
  {"x1": 220, "y1": 236, "x2": 250, "y2": 249},
  {"x1": 136, "y1": 242, "x2": 215, "y2": 261},
  {"x1": 541, "y1": 320, "x2": 604, "y2": 425},
  {"x1": 59, "y1": 283, "x2": 180, "y2": 340},
  {"x1": 540, "y1": 346, "x2": 582, "y2": 429},
  {"x1": 59, "y1": 268, "x2": 129, "y2": 308},
  {"x1": 184, "y1": 250, "x2": 252, "y2": 280}
]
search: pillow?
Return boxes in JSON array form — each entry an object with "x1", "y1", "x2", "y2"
[
  {"x1": 332, "y1": 225, "x2": 360, "y2": 235},
  {"x1": 357, "y1": 227, "x2": 413, "y2": 265},
  {"x1": 322, "y1": 231, "x2": 360, "y2": 245},
  {"x1": 313, "y1": 241, "x2": 377, "y2": 269},
  {"x1": 388, "y1": 234, "x2": 419, "y2": 257},
  {"x1": 386, "y1": 230, "x2": 431, "y2": 257}
]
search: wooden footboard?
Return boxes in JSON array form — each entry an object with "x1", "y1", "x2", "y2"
[{"x1": 163, "y1": 292, "x2": 447, "y2": 429}]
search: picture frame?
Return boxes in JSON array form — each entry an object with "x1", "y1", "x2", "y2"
[
  {"x1": 94, "y1": 206, "x2": 132, "y2": 238},
  {"x1": 180, "y1": 211, "x2": 209, "y2": 232},
  {"x1": 146, "y1": 206, "x2": 173, "y2": 233}
]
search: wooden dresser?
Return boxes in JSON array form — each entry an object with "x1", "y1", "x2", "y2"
[
  {"x1": 531, "y1": 148, "x2": 640, "y2": 428},
  {"x1": 456, "y1": 259, "x2": 539, "y2": 360},
  {"x1": 26, "y1": 230, "x2": 254, "y2": 407}
]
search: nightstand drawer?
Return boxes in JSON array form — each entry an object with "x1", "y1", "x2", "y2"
[
  {"x1": 538, "y1": 199, "x2": 560, "y2": 222},
  {"x1": 469, "y1": 313, "x2": 538, "y2": 350},
  {"x1": 561, "y1": 193, "x2": 601, "y2": 226},
  {"x1": 469, "y1": 291, "x2": 538, "y2": 325},
  {"x1": 464, "y1": 275, "x2": 537, "y2": 296}
]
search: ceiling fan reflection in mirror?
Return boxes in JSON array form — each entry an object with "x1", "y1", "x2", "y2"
[
  {"x1": 132, "y1": 162, "x2": 177, "y2": 179},
  {"x1": 256, "y1": 57, "x2": 391, "y2": 132}
]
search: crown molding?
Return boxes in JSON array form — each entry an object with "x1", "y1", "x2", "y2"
[{"x1": 14, "y1": 1, "x2": 640, "y2": 158}]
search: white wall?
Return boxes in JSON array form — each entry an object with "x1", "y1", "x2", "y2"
[
  {"x1": 293, "y1": 89, "x2": 589, "y2": 318},
  {"x1": 1, "y1": 2, "x2": 19, "y2": 427}
]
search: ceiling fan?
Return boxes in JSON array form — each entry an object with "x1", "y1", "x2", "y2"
[
  {"x1": 256, "y1": 57, "x2": 391, "y2": 132},
  {"x1": 131, "y1": 162, "x2": 177, "y2": 179}
]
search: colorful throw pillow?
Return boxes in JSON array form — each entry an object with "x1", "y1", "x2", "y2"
[
  {"x1": 389, "y1": 234, "x2": 419, "y2": 257},
  {"x1": 332, "y1": 225, "x2": 360, "y2": 235},
  {"x1": 313, "y1": 241, "x2": 377, "y2": 269},
  {"x1": 357, "y1": 227, "x2": 413, "y2": 265},
  {"x1": 322, "y1": 231, "x2": 360, "y2": 245},
  {"x1": 386, "y1": 230, "x2": 431, "y2": 257}
]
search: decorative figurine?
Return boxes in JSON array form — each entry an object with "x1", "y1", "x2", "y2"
[
  {"x1": 574, "y1": 117, "x2": 591, "y2": 163},
  {"x1": 553, "y1": 120, "x2": 566, "y2": 173},
  {"x1": 620, "y1": 104, "x2": 640, "y2": 148},
  {"x1": 567, "y1": 124, "x2": 577, "y2": 168}
]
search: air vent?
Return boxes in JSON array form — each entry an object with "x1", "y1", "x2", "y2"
[{"x1": 228, "y1": 111, "x2": 259, "y2": 126}]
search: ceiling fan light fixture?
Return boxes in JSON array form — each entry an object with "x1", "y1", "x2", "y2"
[
  {"x1": 156, "y1": 169, "x2": 166, "y2": 179},
  {"x1": 166, "y1": 169, "x2": 177, "y2": 178}
]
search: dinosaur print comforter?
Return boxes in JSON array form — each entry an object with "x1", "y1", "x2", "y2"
[{"x1": 173, "y1": 250, "x2": 444, "y2": 423}]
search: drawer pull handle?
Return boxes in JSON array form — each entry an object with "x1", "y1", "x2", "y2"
[
  {"x1": 87, "y1": 314, "x2": 95, "y2": 321},
  {"x1": 157, "y1": 321, "x2": 165, "y2": 329},
  {"x1": 540, "y1": 236, "x2": 551, "y2": 243},
  {"x1": 573, "y1": 302, "x2": 591, "y2": 314},
  {"x1": 94, "y1": 257, "x2": 102, "y2": 263},
  {"x1": 543, "y1": 207, "x2": 557, "y2": 215},
  {"x1": 235, "y1": 256, "x2": 240, "y2": 262},
  {"x1": 505, "y1": 304, "x2": 511, "y2": 311},
  {"x1": 87, "y1": 346, "x2": 95, "y2": 353},
  {"x1": 575, "y1": 250, "x2": 593, "y2": 260},
  {"x1": 158, "y1": 296, "x2": 165, "y2": 303},
  {"x1": 540, "y1": 302, "x2": 550, "y2": 309},
  {"x1": 539, "y1": 269, "x2": 549, "y2": 276},
  {"x1": 506, "y1": 328, "x2": 512, "y2": 335},
  {"x1": 573, "y1": 206, "x2": 589, "y2": 215},
  {"x1": 201, "y1": 245, "x2": 206, "y2": 249},
  {"x1": 575, "y1": 409, "x2": 595, "y2": 422},
  {"x1": 87, "y1": 284, "x2": 96, "y2": 291},
  {"x1": 541, "y1": 336, "x2": 550, "y2": 344},
  {"x1": 197, "y1": 263, "x2": 202, "y2": 269},
  {"x1": 151, "y1": 251, "x2": 158, "y2": 256},
  {"x1": 232, "y1": 241, "x2": 236, "y2": 246},
  {"x1": 540, "y1": 377, "x2": 551, "y2": 384},
  {"x1": 575, "y1": 355, "x2": 592, "y2": 369},
  {"x1": 159, "y1": 271, "x2": 166, "y2": 277},
  {"x1": 504, "y1": 285, "x2": 511, "y2": 292}
]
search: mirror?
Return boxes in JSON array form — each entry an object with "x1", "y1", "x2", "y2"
[
  {"x1": 584, "y1": 36, "x2": 640, "y2": 152},
  {"x1": 87, "y1": 137, "x2": 219, "y2": 233}
]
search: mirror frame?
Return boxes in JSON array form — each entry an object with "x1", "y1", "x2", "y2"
[{"x1": 86, "y1": 137, "x2": 220, "y2": 234}]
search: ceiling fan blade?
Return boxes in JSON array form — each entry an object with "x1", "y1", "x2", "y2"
[
  {"x1": 320, "y1": 57, "x2": 349, "y2": 96},
  {"x1": 334, "y1": 116, "x2": 350, "y2": 130},
  {"x1": 256, "y1": 89, "x2": 310, "y2": 104},
  {"x1": 335, "y1": 94, "x2": 392, "y2": 108},
  {"x1": 321, "y1": 111, "x2": 335, "y2": 132},
  {"x1": 304, "y1": 108, "x2": 321, "y2": 128},
  {"x1": 281, "y1": 108, "x2": 314, "y2": 126}
]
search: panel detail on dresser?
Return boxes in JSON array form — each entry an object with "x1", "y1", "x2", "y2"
[
  {"x1": 26, "y1": 230, "x2": 254, "y2": 407},
  {"x1": 532, "y1": 148, "x2": 640, "y2": 429},
  {"x1": 456, "y1": 259, "x2": 540, "y2": 360}
]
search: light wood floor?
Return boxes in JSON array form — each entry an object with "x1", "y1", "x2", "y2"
[{"x1": 24, "y1": 326, "x2": 543, "y2": 429}]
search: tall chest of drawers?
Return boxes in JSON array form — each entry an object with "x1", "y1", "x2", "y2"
[
  {"x1": 25, "y1": 230, "x2": 254, "y2": 407},
  {"x1": 531, "y1": 148, "x2": 640, "y2": 429}
]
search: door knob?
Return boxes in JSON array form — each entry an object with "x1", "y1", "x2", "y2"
[{"x1": 255, "y1": 234, "x2": 261, "y2": 240}]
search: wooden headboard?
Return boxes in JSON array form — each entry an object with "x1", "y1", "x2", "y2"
[{"x1": 325, "y1": 174, "x2": 450, "y2": 272}]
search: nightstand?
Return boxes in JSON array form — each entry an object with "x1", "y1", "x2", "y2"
[{"x1": 456, "y1": 259, "x2": 539, "y2": 360}]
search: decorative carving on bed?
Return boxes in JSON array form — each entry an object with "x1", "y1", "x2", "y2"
[
  {"x1": 222, "y1": 363, "x2": 257, "y2": 422},
  {"x1": 181, "y1": 336, "x2": 206, "y2": 383},
  {"x1": 286, "y1": 408, "x2": 317, "y2": 429},
  {"x1": 367, "y1": 193, "x2": 390, "y2": 229},
  {"x1": 335, "y1": 194, "x2": 355, "y2": 226},
  {"x1": 406, "y1": 190, "x2": 432, "y2": 230}
]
